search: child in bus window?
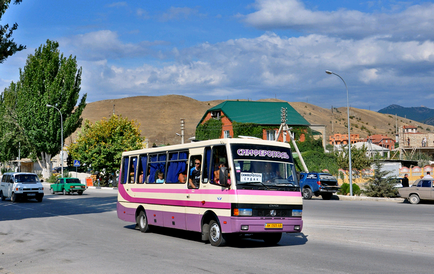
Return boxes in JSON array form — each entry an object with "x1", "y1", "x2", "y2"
[{"x1": 156, "y1": 172, "x2": 165, "y2": 184}]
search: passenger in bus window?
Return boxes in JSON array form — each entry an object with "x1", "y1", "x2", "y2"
[
  {"x1": 213, "y1": 162, "x2": 230, "y2": 186},
  {"x1": 189, "y1": 159, "x2": 201, "y2": 189},
  {"x1": 156, "y1": 172, "x2": 165, "y2": 184},
  {"x1": 138, "y1": 170, "x2": 144, "y2": 184},
  {"x1": 178, "y1": 172, "x2": 186, "y2": 183},
  {"x1": 213, "y1": 162, "x2": 225, "y2": 184},
  {"x1": 145, "y1": 167, "x2": 151, "y2": 183}
]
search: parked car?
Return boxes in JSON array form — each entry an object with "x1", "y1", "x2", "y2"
[
  {"x1": 50, "y1": 177, "x2": 86, "y2": 195},
  {"x1": 0, "y1": 172, "x2": 44, "y2": 202},
  {"x1": 398, "y1": 179, "x2": 434, "y2": 204},
  {"x1": 299, "y1": 172, "x2": 340, "y2": 200}
]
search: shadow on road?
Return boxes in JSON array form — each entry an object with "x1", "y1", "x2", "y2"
[
  {"x1": 124, "y1": 224, "x2": 308, "y2": 248},
  {"x1": 0, "y1": 194, "x2": 117, "y2": 221}
]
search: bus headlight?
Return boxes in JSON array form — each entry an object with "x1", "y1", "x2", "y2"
[
  {"x1": 292, "y1": 210, "x2": 302, "y2": 217},
  {"x1": 234, "y1": 208, "x2": 252, "y2": 216}
]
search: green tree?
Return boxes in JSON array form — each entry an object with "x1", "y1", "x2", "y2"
[
  {"x1": 335, "y1": 144, "x2": 372, "y2": 174},
  {"x1": 364, "y1": 161, "x2": 399, "y2": 197},
  {"x1": 0, "y1": 40, "x2": 86, "y2": 177},
  {"x1": 232, "y1": 122, "x2": 263, "y2": 138},
  {"x1": 0, "y1": 0, "x2": 26, "y2": 63},
  {"x1": 68, "y1": 115, "x2": 144, "y2": 184},
  {"x1": 195, "y1": 118, "x2": 222, "y2": 140}
]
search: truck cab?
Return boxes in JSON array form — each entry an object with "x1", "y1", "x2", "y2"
[{"x1": 299, "y1": 172, "x2": 340, "y2": 200}]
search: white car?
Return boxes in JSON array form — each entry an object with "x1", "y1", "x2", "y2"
[{"x1": 0, "y1": 172, "x2": 44, "y2": 202}]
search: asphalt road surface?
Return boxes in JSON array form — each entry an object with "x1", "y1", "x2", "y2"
[{"x1": 1, "y1": 188, "x2": 434, "y2": 274}]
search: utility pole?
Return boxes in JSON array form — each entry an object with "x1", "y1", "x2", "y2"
[
  {"x1": 180, "y1": 119, "x2": 185, "y2": 144},
  {"x1": 275, "y1": 107, "x2": 309, "y2": 172}
]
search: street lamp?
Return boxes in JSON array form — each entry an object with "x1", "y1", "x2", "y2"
[
  {"x1": 47, "y1": 104, "x2": 64, "y2": 178},
  {"x1": 325, "y1": 70, "x2": 353, "y2": 196}
]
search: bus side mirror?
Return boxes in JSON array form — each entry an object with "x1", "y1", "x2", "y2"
[{"x1": 219, "y1": 167, "x2": 230, "y2": 187}]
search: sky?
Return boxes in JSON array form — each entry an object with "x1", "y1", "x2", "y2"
[{"x1": 1, "y1": 0, "x2": 433, "y2": 111}]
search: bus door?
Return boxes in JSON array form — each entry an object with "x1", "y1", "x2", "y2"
[{"x1": 186, "y1": 148, "x2": 203, "y2": 231}]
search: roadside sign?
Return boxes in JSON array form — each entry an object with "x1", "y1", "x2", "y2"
[{"x1": 73, "y1": 160, "x2": 81, "y2": 167}]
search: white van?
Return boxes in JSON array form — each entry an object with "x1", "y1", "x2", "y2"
[{"x1": 0, "y1": 172, "x2": 44, "y2": 202}]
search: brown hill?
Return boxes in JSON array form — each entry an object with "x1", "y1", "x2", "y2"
[
  {"x1": 67, "y1": 95, "x2": 434, "y2": 146},
  {"x1": 66, "y1": 95, "x2": 224, "y2": 146}
]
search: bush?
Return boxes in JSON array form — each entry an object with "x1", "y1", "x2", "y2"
[
  {"x1": 1, "y1": 167, "x2": 12, "y2": 174},
  {"x1": 338, "y1": 183, "x2": 361, "y2": 196},
  {"x1": 47, "y1": 174, "x2": 59, "y2": 183},
  {"x1": 363, "y1": 161, "x2": 399, "y2": 197}
]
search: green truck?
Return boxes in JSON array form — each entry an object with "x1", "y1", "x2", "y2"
[{"x1": 50, "y1": 177, "x2": 86, "y2": 195}]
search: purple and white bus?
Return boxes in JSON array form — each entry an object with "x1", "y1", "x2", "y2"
[{"x1": 117, "y1": 138, "x2": 303, "y2": 246}]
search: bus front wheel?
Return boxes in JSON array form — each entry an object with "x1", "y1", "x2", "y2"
[
  {"x1": 137, "y1": 211, "x2": 150, "y2": 233},
  {"x1": 209, "y1": 220, "x2": 226, "y2": 246}
]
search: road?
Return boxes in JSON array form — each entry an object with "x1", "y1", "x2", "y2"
[{"x1": 1, "y1": 188, "x2": 434, "y2": 274}]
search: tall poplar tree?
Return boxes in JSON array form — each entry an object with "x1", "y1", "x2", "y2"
[
  {"x1": 0, "y1": 39, "x2": 86, "y2": 177},
  {"x1": 0, "y1": 0, "x2": 26, "y2": 63}
]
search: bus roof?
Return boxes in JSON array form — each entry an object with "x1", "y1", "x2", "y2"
[{"x1": 122, "y1": 138, "x2": 291, "y2": 157}]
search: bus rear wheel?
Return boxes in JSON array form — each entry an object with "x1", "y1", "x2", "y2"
[
  {"x1": 137, "y1": 211, "x2": 150, "y2": 233},
  {"x1": 209, "y1": 220, "x2": 226, "y2": 246}
]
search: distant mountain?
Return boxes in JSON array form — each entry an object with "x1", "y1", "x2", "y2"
[{"x1": 378, "y1": 104, "x2": 434, "y2": 126}]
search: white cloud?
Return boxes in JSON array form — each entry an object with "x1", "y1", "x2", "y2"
[
  {"x1": 59, "y1": 30, "x2": 164, "y2": 61},
  {"x1": 244, "y1": 0, "x2": 434, "y2": 41},
  {"x1": 159, "y1": 7, "x2": 199, "y2": 22},
  {"x1": 359, "y1": 68, "x2": 379, "y2": 83},
  {"x1": 71, "y1": 31, "x2": 434, "y2": 108},
  {"x1": 136, "y1": 8, "x2": 150, "y2": 19}
]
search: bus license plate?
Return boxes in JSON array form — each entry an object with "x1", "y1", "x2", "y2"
[{"x1": 265, "y1": 223, "x2": 282, "y2": 229}]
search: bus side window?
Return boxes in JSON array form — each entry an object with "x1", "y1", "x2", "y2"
[
  {"x1": 167, "y1": 151, "x2": 188, "y2": 183},
  {"x1": 210, "y1": 145, "x2": 229, "y2": 186},
  {"x1": 121, "y1": 157, "x2": 129, "y2": 184},
  {"x1": 203, "y1": 147, "x2": 211, "y2": 184},
  {"x1": 129, "y1": 157, "x2": 138, "y2": 184},
  {"x1": 137, "y1": 155, "x2": 147, "y2": 184}
]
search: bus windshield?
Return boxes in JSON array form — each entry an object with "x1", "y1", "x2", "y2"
[{"x1": 233, "y1": 160, "x2": 298, "y2": 188}]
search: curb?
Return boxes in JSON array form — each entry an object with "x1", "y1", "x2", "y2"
[
  {"x1": 335, "y1": 195, "x2": 404, "y2": 202},
  {"x1": 87, "y1": 186, "x2": 118, "y2": 191}
]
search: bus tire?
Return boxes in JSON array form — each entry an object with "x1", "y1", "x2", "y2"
[
  {"x1": 137, "y1": 211, "x2": 150, "y2": 233},
  {"x1": 209, "y1": 220, "x2": 226, "y2": 246},
  {"x1": 302, "y1": 187, "x2": 313, "y2": 199},
  {"x1": 262, "y1": 233, "x2": 282, "y2": 245},
  {"x1": 202, "y1": 223, "x2": 210, "y2": 242}
]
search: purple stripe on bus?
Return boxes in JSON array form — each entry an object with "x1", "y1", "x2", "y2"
[
  {"x1": 118, "y1": 184, "x2": 231, "y2": 209},
  {"x1": 117, "y1": 202, "x2": 303, "y2": 234}
]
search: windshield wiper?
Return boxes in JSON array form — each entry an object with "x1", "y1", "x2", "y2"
[{"x1": 237, "y1": 182, "x2": 269, "y2": 189}]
